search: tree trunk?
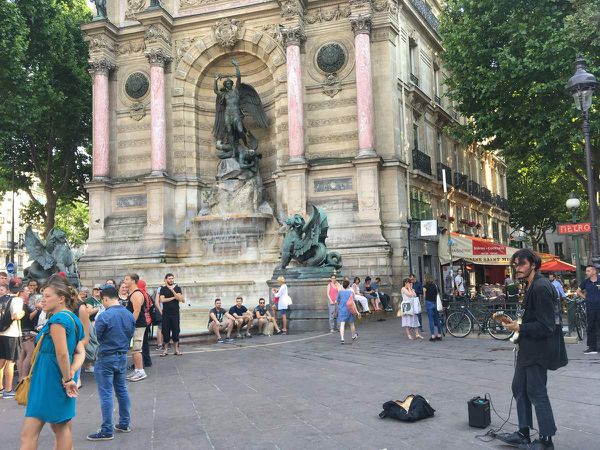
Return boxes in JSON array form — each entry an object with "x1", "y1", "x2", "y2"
[{"x1": 44, "y1": 195, "x2": 57, "y2": 239}]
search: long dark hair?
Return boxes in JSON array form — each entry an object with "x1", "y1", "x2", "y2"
[{"x1": 43, "y1": 274, "x2": 78, "y2": 311}]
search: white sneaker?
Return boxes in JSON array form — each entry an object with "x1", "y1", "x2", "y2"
[
  {"x1": 129, "y1": 371, "x2": 147, "y2": 382},
  {"x1": 125, "y1": 371, "x2": 137, "y2": 380}
]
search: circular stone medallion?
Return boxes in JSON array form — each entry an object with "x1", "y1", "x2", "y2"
[
  {"x1": 316, "y1": 43, "x2": 346, "y2": 74},
  {"x1": 125, "y1": 72, "x2": 149, "y2": 99}
]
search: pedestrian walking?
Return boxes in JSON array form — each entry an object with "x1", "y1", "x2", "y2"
[
  {"x1": 124, "y1": 274, "x2": 148, "y2": 382},
  {"x1": 576, "y1": 264, "x2": 600, "y2": 355},
  {"x1": 19, "y1": 275, "x2": 85, "y2": 450},
  {"x1": 87, "y1": 286, "x2": 135, "y2": 441},
  {"x1": 336, "y1": 279, "x2": 360, "y2": 345},
  {"x1": 17, "y1": 286, "x2": 36, "y2": 383},
  {"x1": 326, "y1": 274, "x2": 340, "y2": 333},
  {"x1": 0, "y1": 283, "x2": 24, "y2": 398},
  {"x1": 158, "y1": 273, "x2": 183, "y2": 356},
  {"x1": 401, "y1": 278, "x2": 423, "y2": 340},
  {"x1": 423, "y1": 275, "x2": 443, "y2": 341},
  {"x1": 137, "y1": 280, "x2": 153, "y2": 368}
]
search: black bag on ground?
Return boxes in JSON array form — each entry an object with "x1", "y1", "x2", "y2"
[{"x1": 379, "y1": 394, "x2": 435, "y2": 422}]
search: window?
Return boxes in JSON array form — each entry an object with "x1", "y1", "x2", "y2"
[
  {"x1": 437, "y1": 132, "x2": 444, "y2": 165},
  {"x1": 554, "y1": 242, "x2": 564, "y2": 259},
  {"x1": 409, "y1": 37, "x2": 418, "y2": 77},
  {"x1": 413, "y1": 122, "x2": 420, "y2": 150},
  {"x1": 433, "y1": 65, "x2": 440, "y2": 100},
  {"x1": 538, "y1": 242, "x2": 549, "y2": 253},
  {"x1": 410, "y1": 188, "x2": 433, "y2": 220},
  {"x1": 501, "y1": 224, "x2": 508, "y2": 243},
  {"x1": 492, "y1": 221, "x2": 500, "y2": 241}
]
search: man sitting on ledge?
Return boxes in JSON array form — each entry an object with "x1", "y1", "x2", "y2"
[
  {"x1": 228, "y1": 296, "x2": 253, "y2": 339},
  {"x1": 373, "y1": 277, "x2": 393, "y2": 312},
  {"x1": 208, "y1": 298, "x2": 234, "y2": 344},
  {"x1": 253, "y1": 298, "x2": 282, "y2": 336}
]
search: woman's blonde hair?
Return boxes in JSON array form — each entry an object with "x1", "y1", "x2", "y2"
[
  {"x1": 277, "y1": 276, "x2": 285, "y2": 284},
  {"x1": 43, "y1": 274, "x2": 78, "y2": 311}
]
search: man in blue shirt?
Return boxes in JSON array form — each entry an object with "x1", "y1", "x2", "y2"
[
  {"x1": 87, "y1": 286, "x2": 135, "y2": 441},
  {"x1": 576, "y1": 265, "x2": 600, "y2": 355},
  {"x1": 548, "y1": 273, "x2": 567, "y2": 300}
]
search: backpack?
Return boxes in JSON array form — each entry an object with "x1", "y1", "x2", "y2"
[
  {"x1": 379, "y1": 395, "x2": 435, "y2": 422},
  {"x1": 0, "y1": 296, "x2": 14, "y2": 333},
  {"x1": 142, "y1": 291, "x2": 153, "y2": 326}
]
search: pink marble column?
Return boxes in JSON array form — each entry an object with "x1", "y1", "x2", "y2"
[
  {"x1": 90, "y1": 59, "x2": 114, "y2": 179},
  {"x1": 352, "y1": 15, "x2": 376, "y2": 157},
  {"x1": 146, "y1": 49, "x2": 171, "y2": 175},
  {"x1": 283, "y1": 28, "x2": 306, "y2": 163}
]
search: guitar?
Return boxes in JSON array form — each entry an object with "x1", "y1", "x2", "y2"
[{"x1": 492, "y1": 310, "x2": 522, "y2": 344}]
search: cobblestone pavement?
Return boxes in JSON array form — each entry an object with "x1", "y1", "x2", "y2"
[{"x1": 1, "y1": 318, "x2": 599, "y2": 450}]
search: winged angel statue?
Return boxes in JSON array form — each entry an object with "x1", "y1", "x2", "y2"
[
  {"x1": 278, "y1": 205, "x2": 343, "y2": 270},
  {"x1": 213, "y1": 58, "x2": 269, "y2": 167},
  {"x1": 23, "y1": 226, "x2": 79, "y2": 287}
]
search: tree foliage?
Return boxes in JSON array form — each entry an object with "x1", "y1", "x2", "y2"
[
  {"x1": 0, "y1": 0, "x2": 92, "y2": 237},
  {"x1": 507, "y1": 155, "x2": 585, "y2": 247},
  {"x1": 440, "y1": 0, "x2": 600, "y2": 195},
  {"x1": 21, "y1": 199, "x2": 89, "y2": 247}
]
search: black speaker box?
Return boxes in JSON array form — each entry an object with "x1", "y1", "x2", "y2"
[{"x1": 468, "y1": 396, "x2": 491, "y2": 428}]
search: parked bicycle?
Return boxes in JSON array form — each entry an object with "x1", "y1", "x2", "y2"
[
  {"x1": 566, "y1": 296, "x2": 587, "y2": 341},
  {"x1": 445, "y1": 299, "x2": 519, "y2": 340}
]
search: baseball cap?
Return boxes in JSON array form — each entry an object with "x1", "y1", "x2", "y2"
[
  {"x1": 100, "y1": 286, "x2": 119, "y2": 299},
  {"x1": 93, "y1": 283, "x2": 102, "y2": 290}
]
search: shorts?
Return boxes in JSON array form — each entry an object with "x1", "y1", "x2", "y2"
[
  {"x1": 208, "y1": 319, "x2": 231, "y2": 333},
  {"x1": 253, "y1": 317, "x2": 268, "y2": 327},
  {"x1": 278, "y1": 309, "x2": 288, "y2": 316},
  {"x1": 0, "y1": 335, "x2": 20, "y2": 361},
  {"x1": 131, "y1": 327, "x2": 145, "y2": 353}
]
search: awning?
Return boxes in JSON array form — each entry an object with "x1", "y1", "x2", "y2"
[
  {"x1": 438, "y1": 233, "x2": 556, "y2": 266},
  {"x1": 540, "y1": 259, "x2": 576, "y2": 272}
]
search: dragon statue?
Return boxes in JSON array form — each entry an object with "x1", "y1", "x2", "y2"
[
  {"x1": 278, "y1": 204, "x2": 342, "y2": 270},
  {"x1": 23, "y1": 226, "x2": 79, "y2": 288}
]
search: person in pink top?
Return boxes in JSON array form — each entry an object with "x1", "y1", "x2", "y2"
[{"x1": 327, "y1": 275, "x2": 341, "y2": 333}]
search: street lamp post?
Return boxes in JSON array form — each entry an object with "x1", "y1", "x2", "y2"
[
  {"x1": 566, "y1": 193, "x2": 583, "y2": 283},
  {"x1": 566, "y1": 57, "x2": 599, "y2": 268}
]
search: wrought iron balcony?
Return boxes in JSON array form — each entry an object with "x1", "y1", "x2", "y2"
[
  {"x1": 480, "y1": 187, "x2": 492, "y2": 204},
  {"x1": 468, "y1": 180, "x2": 481, "y2": 199},
  {"x1": 451, "y1": 109, "x2": 459, "y2": 120},
  {"x1": 453, "y1": 172, "x2": 468, "y2": 191},
  {"x1": 499, "y1": 197, "x2": 509, "y2": 211},
  {"x1": 436, "y1": 163, "x2": 452, "y2": 184},
  {"x1": 412, "y1": 148, "x2": 432, "y2": 175},
  {"x1": 434, "y1": 95, "x2": 441, "y2": 105},
  {"x1": 410, "y1": 73, "x2": 419, "y2": 86},
  {"x1": 410, "y1": 0, "x2": 440, "y2": 34}
]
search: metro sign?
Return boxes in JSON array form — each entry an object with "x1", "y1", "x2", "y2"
[{"x1": 557, "y1": 222, "x2": 592, "y2": 235}]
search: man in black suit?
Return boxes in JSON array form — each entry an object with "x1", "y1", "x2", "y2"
[{"x1": 498, "y1": 249, "x2": 559, "y2": 450}]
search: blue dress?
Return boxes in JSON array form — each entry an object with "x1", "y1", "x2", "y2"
[
  {"x1": 26, "y1": 310, "x2": 84, "y2": 423},
  {"x1": 336, "y1": 290, "x2": 355, "y2": 323}
]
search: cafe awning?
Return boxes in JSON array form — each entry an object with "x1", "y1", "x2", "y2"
[
  {"x1": 438, "y1": 233, "x2": 556, "y2": 266},
  {"x1": 540, "y1": 259, "x2": 576, "y2": 272}
]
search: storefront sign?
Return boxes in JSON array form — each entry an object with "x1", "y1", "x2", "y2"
[
  {"x1": 420, "y1": 220, "x2": 438, "y2": 237},
  {"x1": 557, "y1": 222, "x2": 591, "y2": 235}
]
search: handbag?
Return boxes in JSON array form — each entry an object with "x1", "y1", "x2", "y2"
[
  {"x1": 15, "y1": 334, "x2": 44, "y2": 406},
  {"x1": 400, "y1": 298, "x2": 413, "y2": 316},
  {"x1": 412, "y1": 297, "x2": 422, "y2": 315},
  {"x1": 435, "y1": 285, "x2": 443, "y2": 312},
  {"x1": 548, "y1": 294, "x2": 568, "y2": 371},
  {"x1": 346, "y1": 293, "x2": 358, "y2": 315}
]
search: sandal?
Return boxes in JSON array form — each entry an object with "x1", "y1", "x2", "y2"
[
  {"x1": 174, "y1": 351, "x2": 183, "y2": 356},
  {"x1": 282, "y1": 330, "x2": 287, "y2": 335},
  {"x1": 160, "y1": 351, "x2": 169, "y2": 357}
]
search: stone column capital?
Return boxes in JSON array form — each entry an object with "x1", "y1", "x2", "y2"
[
  {"x1": 145, "y1": 48, "x2": 172, "y2": 67},
  {"x1": 281, "y1": 26, "x2": 306, "y2": 48},
  {"x1": 350, "y1": 14, "x2": 373, "y2": 36},
  {"x1": 88, "y1": 58, "x2": 116, "y2": 75}
]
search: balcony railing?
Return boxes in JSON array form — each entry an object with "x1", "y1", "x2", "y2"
[
  {"x1": 468, "y1": 180, "x2": 481, "y2": 199},
  {"x1": 499, "y1": 197, "x2": 509, "y2": 211},
  {"x1": 410, "y1": 0, "x2": 440, "y2": 34},
  {"x1": 410, "y1": 73, "x2": 419, "y2": 86},
  {"x1": 451, "y1": 109, "x2": 459, "y2": 120},
  {"x1": 434, "y1": 95, "x2": 441, "y2": 105},
  {"x1": 412, "y1": 148, "x2": 432, "y2": 175},
  {"x1": 436, "y1": 163, "x2": 452, "y2": 184},
  {"x1": 480, "y1": 187, "x2": 492, "y2": 204},
  {"x1": 453, "y1": 172, "x2": 468, "y2": 191}
]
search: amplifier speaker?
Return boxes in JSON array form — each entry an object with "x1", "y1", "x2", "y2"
[{"x1": 468, "y1": 396, "x2": 491, "y2": 428}]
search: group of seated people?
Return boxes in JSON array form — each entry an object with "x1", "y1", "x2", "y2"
[
  {"x1": 207, "y1": 297, "x2": 282, "y2": 343},
  {"x1": 350, "y1": 276, "x2": 393, "y2": 313}
]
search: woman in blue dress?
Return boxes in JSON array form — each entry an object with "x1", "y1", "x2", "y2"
[
  {"x1": 20, "y1": 275, "x2": 85, "y2": 450},
  {"x1": 336, "y1": 279, "x2": 361, "y2": 344}
]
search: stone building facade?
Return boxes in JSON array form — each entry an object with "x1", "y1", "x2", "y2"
[{"x1": 80, "y1": 0, "x2": 509, "y2": 325}]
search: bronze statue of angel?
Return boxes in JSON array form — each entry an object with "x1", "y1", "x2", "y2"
[{"x1": 213, "y1": 58, "x2": 269, "y2": 166}]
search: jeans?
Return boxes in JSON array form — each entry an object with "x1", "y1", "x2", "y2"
[
  {"x1": 587, "y1": 309, "x2": 600, "y2": 350},
  {"x1": 378, "y1": 293, "x2": 391, "y2": 310},
  {"x1": 94, "y1": 354, "x2": 130, "y2": 434},
  {"x1": 416, "y1": 312, "x2": 424, "y2": 331},
  {"x1": 425, "y1": 300, "x2": 442, "y2": 335},
  {"x1": 328, "y1": 303, "x2": 337, "y2": 330},
  {"x1": 511, "y1": 364, "x2": 557, "y2": 437},
  {"x1": 142, "y1": 326, "x2": 152, "y2": 367}
]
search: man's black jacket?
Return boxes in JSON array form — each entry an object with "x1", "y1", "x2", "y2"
[{"x1": 517, "y1": 273, "x2": 556, "y2": 369}]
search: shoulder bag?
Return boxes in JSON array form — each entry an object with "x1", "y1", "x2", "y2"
[
  {"x1": 346, "y1": 293, "x2": 358, "y2": 315},
  {"x1": 435, "y1": 285, "x2": 443, "y2": 312}
]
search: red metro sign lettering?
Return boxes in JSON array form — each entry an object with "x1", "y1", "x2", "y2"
[{"x1": 557, "y1": 222, "x2": 591, "y2": 235}]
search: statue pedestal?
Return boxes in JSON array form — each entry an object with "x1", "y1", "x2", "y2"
[{"x1": 268, "y1": 277, "x2": 336, "y2": 332}]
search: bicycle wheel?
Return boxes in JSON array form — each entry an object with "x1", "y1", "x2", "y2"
[
  {"x1": 446, "y1": 311, "x2": 473, "y2": 338},
  {"x1": 486, "y1": 312, "x2": 515, "y2": 341},
  {"x1": 576, "y1": 309, "x2": 587, "y2": 341}
]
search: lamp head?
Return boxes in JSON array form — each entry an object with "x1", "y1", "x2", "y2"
[
  {"x1": 566, "y1": 57, "x2": 598, "y2": 112},
  {"x1": 565, "y1": 193, "x2": 581, "y2": 211}
]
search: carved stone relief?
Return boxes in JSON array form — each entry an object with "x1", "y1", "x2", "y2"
[
  {"x1": 125, "y1": 0, "x2": 147, "y2": 20},
  {"x1": 280, "y1": 0, "x2": 305, "y2": 20},
  {"x1": 305, "y1": 4, "x2": 351, "y2": 24},
  {"x1": 117, "y1": 39, "x2": 145, "y2": 55},
  {"x1": 372, "y1": 0, "x2": 398, "y2": 14},
  {"x1": 129, "y1": 102, "x2": 147, "y2": 121},
  {"x1": 322, "y1": 73, "x2": 341, "y2": 98},
  {"x1": 125, "y1": 72, "x2": 149, "y2": 99},
  {"x1": 213, "y1": 18, "x2": 242, "y2": 49},
  {"x1": 316, "y1": 43, "x2": 346, "y2": 73},
  {"x1": 145, "y1": 24, "x2": 171, "y2": 46},
  {"x1": 88, "y1": 35, "x2": 116, "y2": 54}
]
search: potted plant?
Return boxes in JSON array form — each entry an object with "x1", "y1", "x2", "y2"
[{"x1": 467, "y1": 220, "x2": 477, "y2": 228}]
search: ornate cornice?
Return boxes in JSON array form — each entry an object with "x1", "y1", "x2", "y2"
[
  {"x1": 144, "y1": 23, "x2": 171, "y2": 46},
  {"x1": 89, "y1": 58, "x2": 116, "y2": 75},
  {"x1": 281, "y1": 26, "x2": 306, "y2": 48},
  {"x1": 145, "y1": 48, "x2": 172, "y2": 67},
  {"x1": 350, "y1": 14, "x2": 372, "y2": 36}
]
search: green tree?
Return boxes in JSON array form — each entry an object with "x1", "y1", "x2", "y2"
[
  {"x1": 0, "y1": 0, "x2": 92, "y2": 237},
  {"x1": 440, "y1": 0, "x2": 600, "y2": 196},
  {"x1": 507, "y1": 155, "x2": 585, "y2": 248}
]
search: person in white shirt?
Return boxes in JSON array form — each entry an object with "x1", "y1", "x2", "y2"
[
  {"x1": 454, "y1": 269, "x2": 466, "y2": 297},
  {"x1": 0, "y1": 284, "x2": 25, "y2": 398},
  {"x1": 272, "y1": 276, "x2": 290, "y2": 334}
]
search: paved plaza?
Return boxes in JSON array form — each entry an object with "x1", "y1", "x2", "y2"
[{"x1": 1, "y1": 318, "x2": 599, "y2": 450}]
